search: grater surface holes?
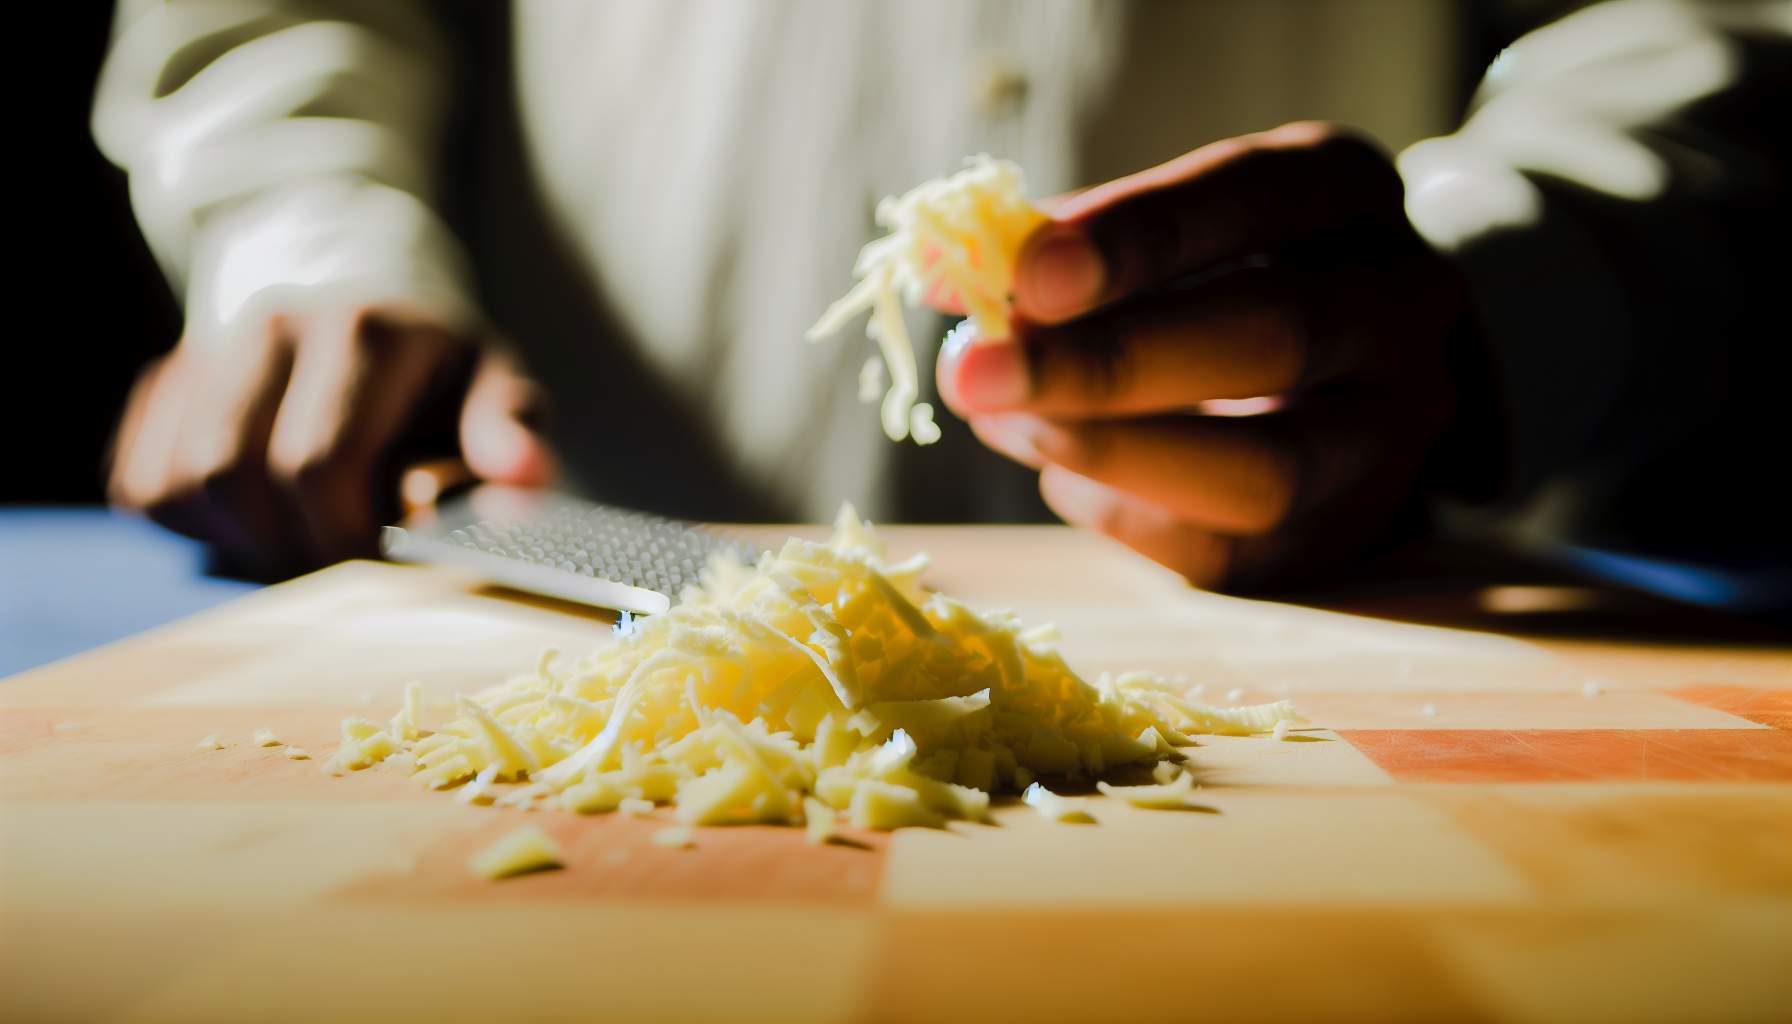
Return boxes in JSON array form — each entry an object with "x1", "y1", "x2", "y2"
[{"x1": 435, "y1": 497, "x2": 758, "y2": 597}]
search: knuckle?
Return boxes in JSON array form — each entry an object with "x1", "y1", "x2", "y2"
[
  {"x1": 1266, "y1": 120, "x2": 1339, "y2": 147},
  {"x1": 1060, "y1": 423, "x2": 1116, "y2": 475},
  {"x1": 1179, "y1": 550, "x2": 1228, "y2": 589},
  {"x1": 178, "y1": 444, "x2": 249, "y2": 497},
  {"x1": 267, "y1": 443, "x2": 337, "y2": 493},
  {"x1": 1243, "y1": 450, "x2": 1303, "y2": 535},
  {"x1": 1254, "y1": 302, "x2": 1309, "y2": 389},
  {"x1": 1084, "y1": 492, "x2": 1129, "y2": 540},
  {"x1": 107, "y1": 471, "x2": 159, "y2": 511},
  {"x1": 1040, "y1": 320, "x2": 1134, "y2": 409},
  {"x1": 124, "y1": 473, "x2": 195, "y2": 525}
]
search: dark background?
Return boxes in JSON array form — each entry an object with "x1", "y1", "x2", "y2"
[
  {"x1": 6, "y1": 1, "x2": 1542, "y2": 507},
  {"x1": 10, "y1": 5, "x2": 181, "y2": 504}
]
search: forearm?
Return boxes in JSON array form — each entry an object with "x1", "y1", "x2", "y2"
[{"x1": 92, "y1": 0, "x2": 480, "y2": 347}]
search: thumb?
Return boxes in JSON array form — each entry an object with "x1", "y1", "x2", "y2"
[{"x1": 459, "y1": 351, "x2": 558, "y2": 486}]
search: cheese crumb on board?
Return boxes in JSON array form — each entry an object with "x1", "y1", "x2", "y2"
[
  {"x1": 1419, "y1": 703, "x2": 1438, "y2": 718},
  {"x1": 1097, "y1": 771, "x2": 1197, "y2": 809},
  {"x1": 338, "y1": 505, "x2": 1302, "y2": 841},
  {"x1": 469, "y1": 825, "x2": 562, "y2": 880},
  {"x1": 252, "y1": 728, "x2": 280, "y2": 747},
  {"x1": 196, "y1": 734, "x2": 225, "y2": 751},
  {"x1": 808, "y1": 155, "x2": 1047, "y2": 444},
  {"x1": 651, "y1": 826, "x2": 695, "y2": 849},
  {"x1": 1271, "y1": 720, "x2": 1292, "y2": 741},
  {"x1": 281, "y1": 746, "x2": 310, "y2": 760},
  {"x1": 1582, "y1": 681, "x2": 1605, "y2": 699},
  {"x1": 1023, "y1": 783, "x2": 1095, "y2": 824},
  {"x1": 803, "y1": 796, "x2": 839, "y2": 845}
]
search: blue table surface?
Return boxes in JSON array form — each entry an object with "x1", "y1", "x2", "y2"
[
  {"x1": 3, "y1": 506, "x2": 1781, "y2": 681},
  {"x1": 0, "y1": 506, "x2": 261, "y2": 678}
]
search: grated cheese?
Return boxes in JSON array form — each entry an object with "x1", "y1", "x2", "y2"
[
  {"x1": 651, "y1": 826, "x2": 695, "y2": 849},
  {"x1": 808, "y1": 155, "x2": 1046, "y2": 444},
  {"x1": 1097, "y1": 771, "x2": 1199, "y2": 809},
  {"x1": 281, "y1": 746, "x2": 310, "y2": 760},
  {"x1": 1022, "y1": 782, "x2": 1095, "y2": 824},
  {"x1": 803, "y1": 796, "x2": 839, "y2": 845},
  {"x1": 337, "y1": 505, "x2": 1303, "y2": 844},
  {"x1": 196, "y1": 734, "x2": 225, "y2": 751},
  {"x1": 252, "y1": 728, "x2": 280, "y2": 747},
  {"x1": 469, "y1": 825, "x2": 561, "y2": 880}
]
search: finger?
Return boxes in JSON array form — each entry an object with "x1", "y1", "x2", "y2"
[
  {"x1": 1026, "y1": 415, "x2": 1300, "y2": 536},
  {"x1": 968, "y1": 413, "x2": 1047, "y2": 470},
  {"x1": 165, "y1": 330, "x2": 296, "y2": 570},
  {"x1": 1014, "y1": 122, "x2": 1403, "y2": 324},
  {"x1": 1038, "y1": 465, "x2": 1233, "y2": 588},
  {"x1": 400, "y1": 458, "x2": 477, "y2": 516},
  {"x1": 267, "y1": 310, "x2": 460, "y2": 563},
  {"x1": 938, "y1": 271, "x2": 1308, "y2": 418},
  {"x1": 460, "y1": 350, "x2": 558, "y2": 486},
  {"x1": 107, "y1": 353, "x2": 180, "y2": 512}
]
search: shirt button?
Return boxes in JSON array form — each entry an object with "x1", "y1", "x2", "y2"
[{"x1": 976, "y1": 58, "x2": 1029, "y2": 119}]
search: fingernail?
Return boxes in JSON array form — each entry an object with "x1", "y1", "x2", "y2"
[
  {"x1": 952, "y1": 338, "x2": 1029, "y2": 410},
  {"x1": 939, "y1": 319, "x2": 979, "y2": 364},
  {"x1": 1021, "y1": 232, "x2": 1104, "y2": 320},
  {"x1": 1040, "y1": 468, "x2": 1113, "y2": 524}
]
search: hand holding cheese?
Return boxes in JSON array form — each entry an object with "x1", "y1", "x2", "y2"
[{"x1": 937, "y1": 123, "x2": 1474, "y2": 589}]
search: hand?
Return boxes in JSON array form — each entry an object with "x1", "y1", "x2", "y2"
[
  {"x1": 108, "y1": 306, "x2": 557, "y2": 577},
  {"x1": 937, "y1": 122, "x2": 1473, "y2": 589}
]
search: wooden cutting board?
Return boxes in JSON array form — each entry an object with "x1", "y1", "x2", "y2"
[{"x1": 4, "y1": 526, "x2": 1789, "y2": 1023}]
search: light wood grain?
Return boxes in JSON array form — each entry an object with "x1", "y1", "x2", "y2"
[{"x1": 3, "y1": 526, "x2": 1788, "y2": 1023}]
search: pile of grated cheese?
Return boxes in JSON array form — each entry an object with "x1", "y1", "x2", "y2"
[
  {"x1": 808, "y1": 155, "x2": 1047, "y2": 445},
  {"x1": 332, "y1": 506, "x2": 1298, "y2": 834}
]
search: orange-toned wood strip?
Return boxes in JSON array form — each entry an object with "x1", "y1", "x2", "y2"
[
  {"x1": 1338, "y1": 729, "x2": 1792, "y2": 783},
  {"x1": 333, "y1": 812, "x2": 889, "y2": 907},
  {"x1": 1667, "y1": 685, "x2": 1792, "y2": 730}
]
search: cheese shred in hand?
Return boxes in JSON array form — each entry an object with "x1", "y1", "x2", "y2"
[
  {"x1": 336, "y1": 505, "x2": 1300, "y2": 837},
  {"x1": 807, "y1": 156, "x2": 1046, "y2": 444}
]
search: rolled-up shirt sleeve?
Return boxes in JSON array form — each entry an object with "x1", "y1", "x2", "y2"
[
  {"x1": 1396, "y1": 0, "x2": 1792, "y2": 562},
  {"x1": 93, "y1": 0, "x2": 480, "y2": 349}
]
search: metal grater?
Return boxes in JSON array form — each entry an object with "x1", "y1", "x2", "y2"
[{"x1": 380, "y1": 486, "x2": 763, "y2": 615}]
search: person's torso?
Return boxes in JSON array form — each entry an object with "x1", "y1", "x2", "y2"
[{"x1": 491, "y1": 0, "x2": 1455, "y2": 522}]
